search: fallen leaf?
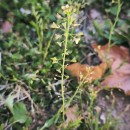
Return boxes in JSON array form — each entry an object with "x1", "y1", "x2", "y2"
[
  {"x1": 67, "y1": 43, "x2": 130, "y2": 95},
  {"x1": 90, "y1": 9, "x2": 101, "y2": 19},
  {"x1": 93, "y1": 44, "x2": 130, "y2": 95},
  {"x1": 66, "y1": 62, "x2": 107, "y2": 83},
  {"x1": 92, "y1": 44, "x2": 130, "y2": 73},
  {"x1": 2, "y1": 21, "x2": 13, "y2": 33},
  {"x1": 101, "y1": 72, "x2": 130, "y2": 95},
  {"x1": 2, "y1": 13, "x2": 14, "y2": 33},
  {"x1": 65, "y1": 104, "x2": 81, "y2": 124}
]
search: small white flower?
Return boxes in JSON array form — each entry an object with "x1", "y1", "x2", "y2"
[{"x1": 20, "y1": 8, "x2": 31, "y2": 15}]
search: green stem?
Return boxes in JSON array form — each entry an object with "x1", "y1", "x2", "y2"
[
  {"x1": 43, "y1": 32, "x2": 55, "y2": 62},
  {"x1": 61, "y1": 15, "x2": 70, "y2": 121},
  {"x1": 107, "y1": 0, "x2": 122, "y2": 52},
  {"x1": 67, "y1": 82, "x2": 82, "y2": 105}
]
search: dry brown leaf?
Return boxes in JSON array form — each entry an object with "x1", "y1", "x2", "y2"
[
  {"x1": 65, "y1": 104, "x2": 81, "y2": 124},
  {"x1": 66, "y1": 43, "x2": 130, "y2": 95},
  {"x1": 93, "y1": 44, "x2": 130, "y2": 95},
  {"x1": 101, "y1": 72, "x2": 130, "y2": 95},
  {"x1": 66, "y1": 62, "x2": 107, "y2": 82},
  {"x1": 92, "y1": 44, "x2": 129, "y2": 61},
  {"x1": 2, "y1": 21, "x2": 13, "y2": 33},
  {"x1": 92, "y1": 44, "x2": 130, "y2": 73},
  {"x1": 2, "y1": 13, "x2": 14, "y2": 33}
]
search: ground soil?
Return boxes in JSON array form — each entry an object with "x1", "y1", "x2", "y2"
[{"x1": 96, "y1": 89, "x2": 130, "y2": 130}]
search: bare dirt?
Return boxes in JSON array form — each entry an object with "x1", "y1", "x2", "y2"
[{"x1": 96, "y1": 89, "x2": 130, "y2": 130}]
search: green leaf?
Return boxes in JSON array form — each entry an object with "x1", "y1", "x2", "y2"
[
  {"x1": 5, "y1": 95, "x2": 15, "y2": 114},
  {"x1": 105, "y1": 19, "x2": 112, "y2": 29},
  {"x1": 93, "y1": 20, "x2": 103, "y2": 36},
  {"x1": 39, "y1": 116, "x2": 55, "y2": 130},
  {"x1": 30, "y1": 21, "x2": 37, "y2": 28},
  {"x1": 11, "y1": 53, "x2": 23, "y2": 60},
  {"x1": 13, "y1": 102, "x2": 32, "y2": 125},
  {"x1": 110, "y1": 5, "x2": 118, "y2": 16},
  {"x1": 71, "y1": 58, "x2": 77, "y2": 62},
  {"x1": 0, "y1": 124, "x2": 4, "y2": 130}
]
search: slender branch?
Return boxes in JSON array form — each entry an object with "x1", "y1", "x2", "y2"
[
  {"x1": 107, "y1": 0, "x2": 122, "y2": 52},
  {"x1": 61, "y1": 14, "x2": 70, "y2": 120}
]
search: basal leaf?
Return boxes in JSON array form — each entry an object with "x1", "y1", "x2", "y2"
[
  {"x1": 5, "y1": 95, "x2": 15, "y2": 114},
  {"x1": 39, "y1": 116, "x2": 55, "y2": 130},
  {"x1": 13, "y1": 102, "x2": 32, "y2": 125}
]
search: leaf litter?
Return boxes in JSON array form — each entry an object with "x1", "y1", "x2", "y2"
[
  {"x1": 66, "y1": 43, "x2": 130, "y2": 130},
  {"x1": 66, "y1": 43, "x2": 130, "y2": 95},
  {"x1": 92, "y1": 44, "x2": 130, "y2": 95}
]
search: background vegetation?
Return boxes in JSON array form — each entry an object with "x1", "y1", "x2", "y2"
[{"x1": 0, "y1": 0, "x2": 130, "y2": 129}]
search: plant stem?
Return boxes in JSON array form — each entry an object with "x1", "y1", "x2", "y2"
[
  {"x1": 67, "y1": 82, "x2": 82, "y2": 105},
  {"x1": 61, "y1": 15, "x2": 70, "y2": 121},
  {"x1": 107, "y1": 0, "x2": 122, "y2": 52},
  {"x1": 43, "y1": 32, "x2": 55, "y2": 62}
]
